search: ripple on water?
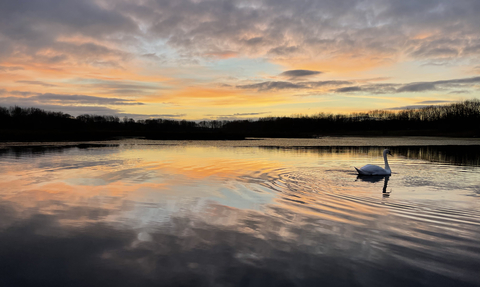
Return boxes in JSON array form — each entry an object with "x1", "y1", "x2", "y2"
[{"x1": 1, "y1": 142, "x2": 480, "y2": 286}]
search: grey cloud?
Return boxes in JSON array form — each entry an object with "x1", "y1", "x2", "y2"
[
  {"x1": 268, "y1": 46, "x2": 300, "y2": 56},
  {"x1": 139, "y1": 0, "x2": 480, "y2": 62},
  {"x1": 237, "y1": 81, "x2": 304, "y2": 91},
  {"x1": 234, "y1": 112, "x2": 270, "y2": 116},
  {"x1": 448, "y1": 90, "x2": 470, "y2": 94},
  {"x1": 72, "y1": 78, "x2": 163, "y2": 95},
  {"x1": 333, "y1": 83, "x2": 398, "y2": 93},
  {"x1": 56, "y1": 42, "x2": 126, "y2": 58},
  {"x1": 0, "y1": 93, "x2": 144, "y2": 106},
  {"x1": 16, "y1": 80, "x2": 57, "y2": 87},
  {"x1": 217, "y1": 112, "x2": 271, "y2": 117},
  {"x1": 334, "y1": 86, "x2": 363, "y2": 93},
  {"x1": 236, "y1": 75, "x2": 480, "y2": 94},
  {"x1": 333, "y1": 76, "x2": 480, "y2": 94},
  {"x1": 280, "y1": 70, "x2": 323, "y2": 79},
  {"x1": 1, "y1": 0, "x2": 479, "y2": 66},
  {"x1": 0, "y1": 0, "x2": 137, "y2": 65},
  {"x1": 397, "y1": 82, "x2": 437, "y2": 93},
  {"x1": 436, "y1": 76, "x2": 480, "y2": 85},
  {"x1": 464, "y1": 44, "x2": 480, "y2": 55},
  {"x1": 0, "y1": 66, "x2": 23, "y2": 72},
  {"x1": 416, "y1": 100, "x2": 452, "y2": 104},
  {"x1": 397, "y1": 76, "x2": 480, "y2": 93},
  {"x1": 413, "y1": 47, "x2": 460, "y2": 58},
  {"x1": 45, "y1": 42, "x2": 131, "y2": 66},
  {"x1": 141, "y1": 53, "x2": 166, "y2": 62},
  {"x1": 0, "y1": 0, "x2": 137, "y2": 39},
  {"x1": 409, "y1": 38, "x2": 462, "y2": 59},
  {"x1": 244, "y1": 37, "x2": 265, "y2": 46},
  {"x1": 79, "y1": 79, "x2": 159, "y2": 90},
  {"x1": 9, "y1": 90, "x2": 35, "y2": 96},
  {"x1": 148, "y1": 114, "x2": 186, "y2": 118},
  {"x1": 237, "y1": 80, "x2": 352, "y2": 91},
  {"x1": 35, "y1": 93, "x2": 144, "y2": 105},
  {"x1": 302, "y1": 81, "x2": 353, "y2": 88}
]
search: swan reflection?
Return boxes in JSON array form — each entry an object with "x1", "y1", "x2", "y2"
[{"x1": 356, "y1": 175, "x2": 391, "y2": 196}]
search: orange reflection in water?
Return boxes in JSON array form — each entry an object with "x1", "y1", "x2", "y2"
[
  {"x1": 1, "y1": 142, "x2": 479, "y2": 286},
  {"x1": 1, "y1": 144, "x2": 479, "y2": 230}
]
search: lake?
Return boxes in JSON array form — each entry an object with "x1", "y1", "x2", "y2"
[{"x1": 1, "y1": 137, "x2": 480, "y2": 287}]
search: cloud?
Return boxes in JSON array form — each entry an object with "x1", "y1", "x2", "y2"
[
  {"x1": 237, "y1": 80, "x2": 352, "y2": 92},
  {"x1": 0, "y1": 66, "x2": 23, "y2": 72},
  {"x1": 1, "y1": 0, "x2": 479, "y2": 68},
  {"x1": 9, "y1": 90, "x2": 35, "y2": 96},
  {"x1": 16, "y1": 80, "x2": 58, "y2": 87},
  {"x1": 236, "y1": 81, "x2": 303, "y2": 91},
  {"x1": 279, "y1": 70, "x2": 322, "y2": 79},
  {"x1": 333, "y1": 76, "x2": 480, "y2": 94},
  {"x1": 397, "y1": 77, "x2": 480, "y2": 93},
  {"x1": 234, "y1": 75, "x2": 480, "y2": 95},
  {"x1": 35, "y1": 93, "x2": 144, "y2": 106},
  {"x1": 335, "y1": 86, "x2": 363, "y2": 93},
  {"x1": 1, "y1": 0, "x2": 480, "y2": 118},
  {"x1": 71, "y1": 78, "x2": 164, "y2": 95},
  {"x1": 416, "y1": 100, "x2": 453, "y2": 104},
  {"x1": 397, "y1": 82, "x2": 437, "y2": 93},
  {"x1": 448, "y1": 90, "x2": 470, "y2": 94},
  {"x1": 0, "y1": 93, "x2": 144, "y2": 108},
  {"x1": 214, "y1": 112, "x2": 271, "y2": 117},
  {"x1": 0, "y1": 0, "x2": 137, "y2": 66},
  {"x1": 233, "y1": 112, "x2": 270, "y2": 116}
]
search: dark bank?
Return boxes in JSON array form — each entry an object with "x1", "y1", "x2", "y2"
[{"x1": 1, "y1": 99, "x2": 480, "y2": 141}]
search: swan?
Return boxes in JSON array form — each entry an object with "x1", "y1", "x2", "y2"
[{"x1": 355, "y1": 149, "x2": 392, "y2": 176}]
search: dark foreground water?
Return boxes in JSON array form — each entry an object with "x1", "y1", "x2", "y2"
[{"x1": 0, "y1": 138, "x2": 479, "y2": 287}]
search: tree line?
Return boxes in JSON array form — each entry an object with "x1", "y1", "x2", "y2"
[
  {"x1": 222, "y1": 99, "x2": 480, "y2": 137},
  {"x1": 1, "y1": 99, "x2": 479, "y2": 141}
]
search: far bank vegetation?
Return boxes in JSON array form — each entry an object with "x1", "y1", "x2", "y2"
[{"x1": 1, "y1": 99, "x2": 479, "y2": 141}]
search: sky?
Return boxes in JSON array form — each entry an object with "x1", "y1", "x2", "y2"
[{"x1": 1, "y1": 0, "x2": 480, "y2": 120}]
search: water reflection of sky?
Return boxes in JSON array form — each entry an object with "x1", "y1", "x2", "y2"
[{"x1": 0, "y1": 141, "x2": 480, "y2": 286}]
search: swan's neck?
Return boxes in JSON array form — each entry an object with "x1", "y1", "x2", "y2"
[{"x1": 383, "y1": 152, "x2": 391, "y2": 171}]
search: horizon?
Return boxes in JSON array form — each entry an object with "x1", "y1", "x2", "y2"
[
  {"x1": 3, "y1": 98, "x2": 478, "y2": 123},
  {"x1": 1, "y1": 0, "x2": 480, "y2": 120}
]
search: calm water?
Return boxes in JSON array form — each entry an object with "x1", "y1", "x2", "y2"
[{"x1": 0, "y1": 138, "x2": 479, "y2": 287}]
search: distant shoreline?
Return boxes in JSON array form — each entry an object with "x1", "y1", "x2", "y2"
[
  {"x1": 0, "y1": 130, "x2": 478, "y2": 143},
  {"x1": 1, "y1": 99, "x2": 480, "y2": 141}
]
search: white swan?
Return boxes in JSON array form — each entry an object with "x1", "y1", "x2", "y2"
[{"x1": 355, "y1": 149, "x2": 392, "y2": 176}]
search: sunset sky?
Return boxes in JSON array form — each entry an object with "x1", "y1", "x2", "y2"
[{"x1": 1, "y1": 0, "x2": 480, "y2": 120}]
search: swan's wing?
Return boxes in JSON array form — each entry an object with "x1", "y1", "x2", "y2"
[{"x1": 354, "y1": 167, "x2": 363, "y2": 174}]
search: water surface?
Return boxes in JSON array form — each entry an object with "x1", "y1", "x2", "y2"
[{"x1": 0, "y1": 138, "x2": 479, "y2": 286}]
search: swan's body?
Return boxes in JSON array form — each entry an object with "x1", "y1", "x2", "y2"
[{"x1": 355, "y1": 149, "x2": 392, "y2": 176}]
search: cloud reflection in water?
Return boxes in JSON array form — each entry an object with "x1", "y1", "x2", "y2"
[{"x1": 0, "y1": 142, "x2": 479, "y2": 286}]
